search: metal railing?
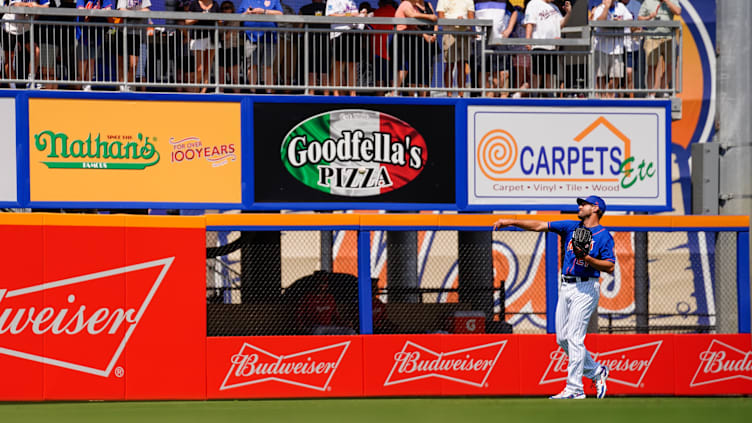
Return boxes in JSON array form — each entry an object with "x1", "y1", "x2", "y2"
[{"x1": 0, "y1": 8, "x2": 681, "y2": 98}]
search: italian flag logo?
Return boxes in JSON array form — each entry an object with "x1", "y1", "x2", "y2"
[{"x1": 281, "y1": 109, "x2": 428, "y2": 197}]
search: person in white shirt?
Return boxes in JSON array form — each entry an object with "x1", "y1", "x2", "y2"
[
  {"x1": 592, "y1": 0, "x2": 632, "y2": 98},
  {"x1": 326, "y1": 0, "x2": 367, "y2": 96},
  {"x1": 474, "y1": 0, "x2": 518, "y2": 98},
  {"x1": 437, "y1": 0, "x2": 474, "y2": 97},
  {"x1": 116, "y1": 0, "x2": 151, "y2": 91},
  {"x1": 523, "y1": 0, "x2": 571, "y2": 94}
]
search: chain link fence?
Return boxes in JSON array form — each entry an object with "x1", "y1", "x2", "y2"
[
  {"x1": 207, "y1": 229, "x2": 360, "y2": 336},
  {"x1": 206, "y1": 226, "x2": 745, "y2": 336},
  {"x1": 598, "y1": 231, "x2": 736, "y2": 334}
]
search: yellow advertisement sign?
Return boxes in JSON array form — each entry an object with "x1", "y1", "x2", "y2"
[{"x1": 29, "y1": 99, "x2": 241, "y2": 204}]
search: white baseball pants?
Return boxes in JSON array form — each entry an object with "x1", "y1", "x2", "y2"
[{"x1": 555, "y1": 277, "x2": 601, "y2": 393}]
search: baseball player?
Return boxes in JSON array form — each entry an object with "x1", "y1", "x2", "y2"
[{"x1": 493, "y1": 195, "x2": 615, "y2": 399}]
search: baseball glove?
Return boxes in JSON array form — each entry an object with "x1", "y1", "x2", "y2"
[{"x1": 572, "y1": 227, "x2": 592, "y2": 259}]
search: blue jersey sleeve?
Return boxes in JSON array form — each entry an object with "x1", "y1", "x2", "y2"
[{"x1": 548, "y1": 220, "x2": 579, "y2": 236}]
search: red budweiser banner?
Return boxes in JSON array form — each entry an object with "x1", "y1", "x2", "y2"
[
  {"x1": 0, "y1": 215, "x2": 206, "y2": 401},
  {"x1": 675, "y1": 334, "x2": 752, "y2": 395},
  {"x1": 206, "y1": 336, "x2": 363, "y2": 398},
  {"x1": 520, "y1": 335, "x2": 675, "y2": 396},
  {"x1": 363, "y1": 335, "x2": 520, "y2": 396}
]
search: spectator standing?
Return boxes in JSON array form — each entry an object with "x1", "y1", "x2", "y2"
[
  {"x1": 436, "y1": 0, "x2": 474, "y2": 97},
  {"x1": 326, "y1": 0, "x2": 367, "y2": 96},
  {"x1": 591, "y1": 0, "x2": 632, "y2": 98},
  {"x1": 2, "y1": 0, "x2": 42, "y2": 88},
  {"x1": 508, "y1": 2, "x2": 530, "y2": 97},
  {"x1": 369, "y1": 0, "x2": 397, "y2": 94},
  {"x1": 36, "y1": 0, "x2": 67, "y2": 89},
  {"x1": 392, "y1": 0, "x2": 436, "y2": 96},
  {"x1": 186, "y1": 0, "x2": 220, "y2": 93},
  {"x1": 218, "y1": 0, "x2": 241, "y2": 93},
  {"x1": 76, "y1": 0, "x2": 113, "y2": 91},
  {"x1": 174, "y1": 0, "x2": 196, "y2": 92},
  {"x1": 300, "y1": 0, "x2": 330, "y2": 94},
  {"x1": 238, "y1": 0, "x2": 283, "y2": 94},
  {"x1": 620, "y1": 0, "x2": 642, "y2": 97},
  {"x1": 523, "y1": 0, "x2": 571, "y2": 94},
  {"x1": 277, "y1": 1, "x2": 298, "y2": 92},
  {"x1": 638, "y1": 0, "x2": 680, "y2": 97},
  {"x1": 116, "y1": 0, "x2": 151, "y2": 91},
  {"x1": 409, "y1": 0, "x2": 437, "y2": 96},
  {"x1": 474, "y1": 0, "x2": 517, "y2": 97}
]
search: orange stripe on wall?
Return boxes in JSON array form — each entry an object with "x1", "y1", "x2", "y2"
[
  {"x1": 1, "y1": 214, "x2": 747, "y2": 230},
  {"x1": 0, "y1": 213, "x2": 44, "y2": 226},
  {"x1": 125, "y1": 215, "x2": 206, "y2": 229},
  {"x1": 205, "y1": 213, "x2": 361, "y2": 227}
]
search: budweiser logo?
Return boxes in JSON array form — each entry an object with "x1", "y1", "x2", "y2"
[
  {"x1": 384, "y1": 340, "x2": 506, "y2": 387},
  {"x1": 0, "y1": 257, "x2": 173, "y2": 377},
  {"x1": 220, "y1": 341, "x2": 350, "y2": 391},
  {"x1": 690, "y1": 339, "x2": 752, "y2": 387},
  {"x1": 540, "y1": 340, "x2": 661, "y2": 388}
]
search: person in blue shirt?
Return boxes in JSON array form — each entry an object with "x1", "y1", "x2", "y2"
[
  {"x1": 238, "y1": 0, "x2": 283, "y2": 93},
  {"x1": 494, "y1": 195, "x2": 615, "y2": 400},
  {"x1": 76, "y1": 0, "x2": 114, "y2": 91}
]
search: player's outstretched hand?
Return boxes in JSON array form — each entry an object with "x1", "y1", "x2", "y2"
[{"x1": 493, "y1": 218, "x2": 514, "y2": 231}]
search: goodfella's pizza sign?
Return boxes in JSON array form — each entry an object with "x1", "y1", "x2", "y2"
[{"x1": 281, "y1": 110, "x2": 428, "y2": 196}]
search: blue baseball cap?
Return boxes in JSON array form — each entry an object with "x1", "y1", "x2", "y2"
[{"x1": 577, "y1": 195, "x2": 607, "y2": 213}]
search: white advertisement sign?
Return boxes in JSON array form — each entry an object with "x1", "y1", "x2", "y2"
[
  {"x1": 0, "y1": 98, "x2": 17, "y2": 203},
  {"x1": 467, "y1": 105, "x2": 669, "y2": 210}
]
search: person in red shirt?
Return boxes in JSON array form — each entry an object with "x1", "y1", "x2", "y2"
[{"x1": 370, "y1": 0, "x2": 398, "y2": 93}]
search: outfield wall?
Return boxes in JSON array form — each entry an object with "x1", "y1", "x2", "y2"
[{"x1": 0, "y1": 213, "x2": 749, "y2": 400}]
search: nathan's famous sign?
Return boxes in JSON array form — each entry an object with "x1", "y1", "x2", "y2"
[
  {"x1": 28, "y1": 99, "x2": 241, "y2": 205},
  {"x1": 34, "y1": 131, "x2": 160, "y2": 170},
  {"x1": 281, "y1": 109, "x2": 427, "y2": 197}
]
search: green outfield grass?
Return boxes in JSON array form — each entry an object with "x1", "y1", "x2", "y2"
[{"x1": 0, "y1": 398, "x2": 750, "y2": 423}]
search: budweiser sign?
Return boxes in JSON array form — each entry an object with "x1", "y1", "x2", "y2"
[
  {"x1": 384, "y1": 340, "x2": 506, "y2": 387},
  {"x1": 540, "y1": 340, "x2": 662, "y2": 387},
  {"x1": 0, "y1": 257, "x2": 173, "y2": 377},
  {"x1": 690, "y1": 339, "x2": 752, "y2": 387},
  {"x1": 220, "y1": 341, "x2": 350, "y2": 391}
]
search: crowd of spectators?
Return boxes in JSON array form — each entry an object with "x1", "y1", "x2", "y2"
[
  {"x1": 0, "y1": 0, "x2": 680, "y2": 96},
  {"x1": 589, "y1": 0, "x2": 680, "y2": 98}
]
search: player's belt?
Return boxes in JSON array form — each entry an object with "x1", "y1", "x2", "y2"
[{"x1": 561, "y1": 275, "x2": 591, "y2": 283}]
